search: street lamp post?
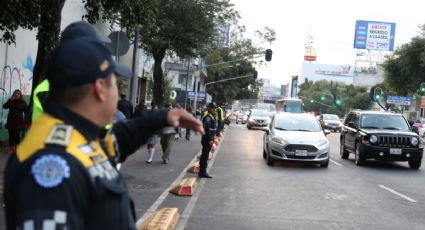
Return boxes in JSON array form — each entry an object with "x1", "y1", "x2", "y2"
[{"x1": 184, "y1": 57, "x2": 191, "y2": 109}]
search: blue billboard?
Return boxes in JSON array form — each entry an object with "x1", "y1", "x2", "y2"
[{"x1": 354, "y1": 20, "x2": 396, "y2": 51}]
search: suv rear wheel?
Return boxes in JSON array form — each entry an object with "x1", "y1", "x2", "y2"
[
  {"x1": 340, "y1": 138, "x2": 349, "y2": 159},
  {"x1": 408, "y1": 160, "x2": 422, "y2": 169},
  {"x1": 354, "y1": 143, "x2": 366, "y2": 166}
]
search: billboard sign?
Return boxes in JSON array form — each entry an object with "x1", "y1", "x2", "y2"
[
  {"x1": 354, "y1": 20, "x2": 396, "y2": 51},
  {"x1": 387, "y1": 96, "x2": 411, "y2": 106}
]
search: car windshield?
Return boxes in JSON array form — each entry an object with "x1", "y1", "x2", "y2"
[
  {"x1": 360, "y1": 114, "x2": 410, "y2": 131},
  {"x1": 323, "y1": 114, "x2": 339, "y2": 121},
  {"x1": 284, "y1": 101, "x2": 303, "y2": 113},
  {"x1": 274, "y1": 115, "x2": 322, "y2": 132},
  {"x1": 251, "y1": 110, "x2": 269, "y2": 117}
]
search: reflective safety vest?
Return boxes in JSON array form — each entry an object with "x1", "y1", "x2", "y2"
[
  {"x1": 216, "y1": 107, "x2": 225, "y2": 121},
  {"x1": 32, "y1": 79, "x2": 50, "y2": 121}
]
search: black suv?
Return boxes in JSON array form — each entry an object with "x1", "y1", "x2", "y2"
[{"x1": 340, "y1": 110, "x2": 423, "y2": 169}]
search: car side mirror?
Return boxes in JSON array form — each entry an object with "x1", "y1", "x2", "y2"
[
  {"x1": 324, "y1": 129, "x2": 331, "y2": 135},
  {"x1": 348, "y1": 121, "x2": 355, "y2": 128}
]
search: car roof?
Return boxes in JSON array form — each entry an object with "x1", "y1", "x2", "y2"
[
  {"x1": 274, "y1": 112, "x2": 315, "y2": 119},
  {"x1": 350, "y1": 110, "x2": 402, "y2": 116}
]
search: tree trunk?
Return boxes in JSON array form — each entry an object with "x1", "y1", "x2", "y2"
[
  {"x1": 29, "y1": 0, "x2": 65, "y2": 120},
  {"x1": 152, "y1": 49, "x2": 166, "y2": 107}
]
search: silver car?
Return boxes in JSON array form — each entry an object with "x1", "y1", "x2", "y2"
[{"x1": 263, "y1": 113, "x2": 331, "y2": 167}]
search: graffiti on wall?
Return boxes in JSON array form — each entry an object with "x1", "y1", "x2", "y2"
[{"x1": 0, "y1": 55, "x2": 34, "y2": 128}]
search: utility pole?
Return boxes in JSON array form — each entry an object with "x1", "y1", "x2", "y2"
[
  {"x1": 184, "y1": 57, "x2": 191, "y2": 109},
  {"x1": 129, "y1": 27, "x2": 139, "y2": 106}
]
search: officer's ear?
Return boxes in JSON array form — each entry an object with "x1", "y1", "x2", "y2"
[{"x1": 93, "y1": 75, "x2": 114, "y2": 102}]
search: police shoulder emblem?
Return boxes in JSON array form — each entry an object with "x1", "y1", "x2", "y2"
[
  {"x1": 45, "y1": 125, "x2": 73, "y2": 146},
  {"x1": 31, "y1": 154, "x2": 71, "y2": 188}
]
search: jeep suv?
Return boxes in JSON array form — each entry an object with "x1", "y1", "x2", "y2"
[{"x1": 340, "y1": 110, "x2": 423, "y2": 169}]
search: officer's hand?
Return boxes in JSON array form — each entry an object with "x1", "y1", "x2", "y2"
[{"x1": 167, "y1": 109, "x2": 205, "y2": 135}]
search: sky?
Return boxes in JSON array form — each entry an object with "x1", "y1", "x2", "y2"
[{"x1": 231, "y1": 0, "x2": 425, "y2": 86}]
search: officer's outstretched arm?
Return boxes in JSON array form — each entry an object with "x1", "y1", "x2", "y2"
[
  {"x1": 112, "y1": 109, "x2": 169, "y2": 162},
  {"x1": 4, "y1": 154, "x2": 91, "y2": 229}
]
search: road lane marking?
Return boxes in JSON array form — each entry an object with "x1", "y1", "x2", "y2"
[
  {"x1": 330, "y1": 159, "x2": 343, "y2": 167},
  {"x1": 379, "y1": 185, "x2": 417, "y2": 203},
  {"x1": 175, "y1": 131, "x2": 226, "y2": 230}
]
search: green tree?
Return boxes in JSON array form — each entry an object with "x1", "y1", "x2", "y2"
[
  {"x1": 133, "y1": 0, "x2": 237, "y2": 106},
  {"x1": 1, "y1": 0, "x2": 66, "y2": 101},
  {"x1": 299, "y1": 79, "x2": 371, "y2": 116},
  {"x1": 383, "y1": 31, "x2": 425, "y2": 95},
  {"x1": 0, "y1": 0, "x2": 156, "y2": 111},
  {"x1": 204, "y1": 24, "x2": 275, "y2": 105}
]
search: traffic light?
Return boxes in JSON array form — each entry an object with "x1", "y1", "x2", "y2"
[
  {"x1": 265, "y1": 49, "x2": 273, "y2": 61},
  {"x1": 310, "y1": 99, "x2": 315, "y2": 103},
  {"x1": 320, "y1": 95, "x2": 325, "y2": 101},
  {"x1": 334, "y1": 95, "x2": 342, "y2": 106},
  {"x1": 370, "y1": 86, "x2": 383, "y2": 102},
  {"x1": 253, "y1": 70, "x2": 258, "y2": 79}
]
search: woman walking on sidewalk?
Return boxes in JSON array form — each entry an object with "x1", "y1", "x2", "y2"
[{"x1": 3, "y1": 89, "x2": 27, "y2": 154}]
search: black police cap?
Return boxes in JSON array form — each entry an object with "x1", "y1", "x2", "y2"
[
  {"x1": 47, "y1": 38, "x2": 131, "y2": 88},
  {"x1": 207, "y1": 102, "x2": 217, "y2": 108},
  {"x1": 61, "y1": 21, "x2": 111, "y2": 43}
]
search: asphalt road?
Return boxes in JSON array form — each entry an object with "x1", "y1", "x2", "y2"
[
  {"x1": 179, "y1": 124, "x2": 425, "y2": 230},
  {"x1": 1, "y1": 124, "x2": 425, "y2": 229}
]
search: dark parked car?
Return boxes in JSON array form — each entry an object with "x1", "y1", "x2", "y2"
[
  {"x1": 340, "y1": 110, "x2": 423, "y2": 169},
  {"x1": 319, "y1": 114, "x2": 343, "y2": 132}
]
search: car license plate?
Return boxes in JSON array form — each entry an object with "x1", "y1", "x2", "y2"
[
  {"x1": 390, "y1": 148, "x2": 402, "y2": 155},
  {"x1": 295, "y1": 150, "x2": 308, "y2": 156}
]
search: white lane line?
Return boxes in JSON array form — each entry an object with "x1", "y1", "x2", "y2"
[
  {"x1": 175, "y1": 131, "x2": 226, "y2": 230},
  {"x1": 379, "y1": 185, "x2": 417, "y2": 203},
  {"x1": 330, "y1": 159, "x2": 343, "y2": 167},
  {"x1": 136, "y1": 148, "x2": 201, "y2": 225}
]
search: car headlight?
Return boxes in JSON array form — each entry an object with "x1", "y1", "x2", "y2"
[
  {"x1": 249, "y1": 117, "x2": 255, "y2": 122},
  {"x1": 316, "y1": 139, "x2": 328, "y2": 146},
  {"x1": 370, "y1": 135, "x2": 378, "y2": 143},
  {"x1": 324, "y1": 122, "x2": 328, "y2": 126},
  {"x1": 411, "y1": 137, "x2": 419, "y2": 146},
  {"x1": 266, "y1": 117, "x2": 271, "y2": 123},
  {"x1": 272, "y1": 136, "x2": 286, "y2": 145}
]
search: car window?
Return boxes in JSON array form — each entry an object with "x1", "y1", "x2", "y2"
[
  {"x1": 360, "y1": 114, "x2": 410, "y2": 131},
  {"x1": 274, "y1": 115, "x2": 322, "y2": 132},
  {"x1": 251, "y1": 110, "x2": 269, "y2": 117},
  {"x1": 323, "y1": 114, "x2": 339, "y2": 121},
  {"x1": 344, "y1": 113, "x2": 353, "y2": 125}
]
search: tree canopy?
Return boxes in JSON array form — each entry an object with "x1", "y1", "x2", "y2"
[
  {"x1": 299, "y1": 79, "x2": 372, "y2": 117},
  {"x1": 383, "y1": 25, "x2": 425, "y2": 96}
]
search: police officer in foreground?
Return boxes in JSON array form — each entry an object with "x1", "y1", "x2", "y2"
[
  {"x1": 199, "y1": 102, "x2": 218, "y2": 178},
  {"x1": 4, "y1": 35, "x2": 203, "y2": 229}
]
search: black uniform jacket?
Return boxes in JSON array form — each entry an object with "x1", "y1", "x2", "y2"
[{"x1": 4, "y1": 101, "x2": 168, "y2": 230}]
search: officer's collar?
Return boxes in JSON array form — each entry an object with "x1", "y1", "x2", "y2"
[{"x1": 44, "y1": 100, "x2": 102, "y2": 141}]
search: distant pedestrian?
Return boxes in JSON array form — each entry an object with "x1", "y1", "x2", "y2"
[
  {"x1": 146, "y1": 105, "x2": 159, "y2": 163},
  {"x1": 118, "y1": 93, "x2": 133, "y2": 119},
  {"x1": 3, "y1": 89, "x2": 27, "y2": 154},
  {"x1": 133, "y1": 98, "x2": 147, "y2": 118},
  {"x1": 161, "y1": 104, "x2": 176, "y2": 164}
]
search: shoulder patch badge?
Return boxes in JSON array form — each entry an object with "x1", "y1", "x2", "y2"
[
  {"x1": 45, "y1": 125, "x2": 73, "y2": 146},
  {"x1": 31, "y1": 154, "x2": 71, "y2": 188}
]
